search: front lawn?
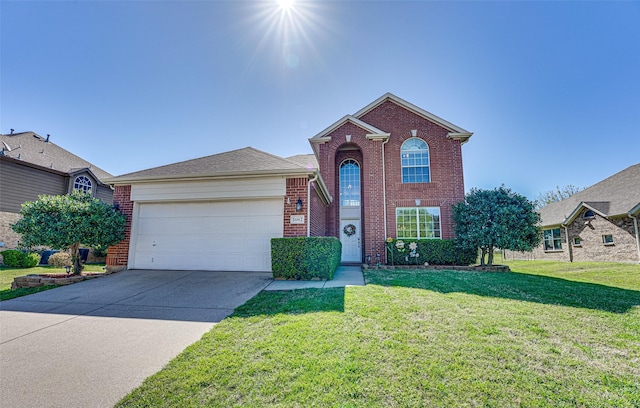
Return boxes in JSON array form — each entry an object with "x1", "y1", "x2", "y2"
[
  {"x1": 0, "y1": 264, "x2": 105, "y2": 300},
  {"x1": 117, "y1": 261, "x2": 640, "y2": 407}
]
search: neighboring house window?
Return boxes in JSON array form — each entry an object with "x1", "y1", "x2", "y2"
[
  {"x1": 340, "y1": 159, "x2": 360, "y2": 206},
  {"x1": 401, "y1": 138, "x2": 430, "y2": 183},
  {"x1": 583, "y1": 210, "x2": 595, "y2": 219},
  {"x1": 573, "y1": 237, "x2": 582, "y2": 246},
  {"x1": 544, "y1": 228, "x2": 562, "y2": 250},
  {"x1": 602, "y1": 234, "x2": 614, "y2": 245},
  {"x1": 74, "y1": 176, "x2": 92, "y2": 193},
  {"x1": 396, "y1": 207, "x2": 441, "y2": 239}
]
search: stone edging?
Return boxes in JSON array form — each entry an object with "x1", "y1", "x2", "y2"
[
  {"x1": 362, "y1": 264, "x2": 511, "y2": 272},
  {"x1": 11, "y1": 269, "x2": 123, "y2": 290}
]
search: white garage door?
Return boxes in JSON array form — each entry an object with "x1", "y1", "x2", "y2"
[{"x1": 131, "y1": 199, "x2": 283, "y2": 271}]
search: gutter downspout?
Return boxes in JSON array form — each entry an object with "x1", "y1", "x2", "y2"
[
  {"x1": 307, "y1": 173, "x2": 319, "y2": 237},
  {"x1": 561, "y1": 223, "x2": 572, "y2": 262},
  {"x1": 381, "y1": 137, "x2": 390, "y2": 258},
  {"x1": 630, "y1": 213, "x2": 640, "y2": 263}
]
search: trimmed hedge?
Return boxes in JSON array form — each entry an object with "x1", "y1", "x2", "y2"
[
  {"x1": 48, "y1": 252, "x2": 73, "y2": 268},
  {"x1": 386, "y1": 239, "x2": 477, "y2": 266},
  {"x1": 0, "y1": 250, "x2": 41, "y2": 268},
  {"x1": 271, "y1": 237, "x2": 341, "y2": 280}
]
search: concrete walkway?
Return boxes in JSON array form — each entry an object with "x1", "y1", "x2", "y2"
[{"x1": 264, "y1": 265, "x2": 365, "y2": 290}]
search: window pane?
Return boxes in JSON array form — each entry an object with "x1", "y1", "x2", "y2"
[
  {"x1": 396, "y1": 207, "x2": 441, "y2": 239},
  {"x1": 340, "y1": 160, "x2": 360, "y2": 206},
  {"x1": 401, "y1": 139, "x2": 430, "y2": 183}
]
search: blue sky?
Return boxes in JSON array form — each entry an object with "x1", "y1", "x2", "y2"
[{"x1": 2, "y1": 0, "x2": 639, "y2": 200}]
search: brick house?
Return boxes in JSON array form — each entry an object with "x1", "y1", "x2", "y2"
[
  {"x1": 105, "y1": 93, "x2": 473, "y2": 272},
  {"x1": 0, "y1": 131, "x2": 114, "y2": 250},
  {"x1": 505, "y1": 163, "x2": 640, "y2": 263}
]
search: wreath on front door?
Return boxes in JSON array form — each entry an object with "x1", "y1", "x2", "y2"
[{"x1": 343, "y1": 224, "x2": 356, "y2": 237}]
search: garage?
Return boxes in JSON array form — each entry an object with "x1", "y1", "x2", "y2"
[
  {"x1": 104, "y1": 147, "x2": 332, "y2": 274},
  {"x1": 130, "y1": 199, "x2": 283, "y2": 271}
]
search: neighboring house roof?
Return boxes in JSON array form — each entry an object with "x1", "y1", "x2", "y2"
[
  {"x1": 0, "y1": 131, "x2": 113, "y2": 182},
  {"x1": 539, "y1": 163, "x2": 640, "y2": 226}
]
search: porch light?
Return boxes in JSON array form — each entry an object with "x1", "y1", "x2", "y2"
[
  {"x1": 296, "y1": 198, "x2": 303, "y2": 212},
  {"x1": 415, "y1": 199, "x2": 421, "y2": 206}
]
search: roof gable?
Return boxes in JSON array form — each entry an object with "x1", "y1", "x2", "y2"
[
  {"x1": 353, "y1": 93, "x2": 473, "y2": 139},
  {"x1": 308, "y1": 115, "x2": 388, "y2": 142}
]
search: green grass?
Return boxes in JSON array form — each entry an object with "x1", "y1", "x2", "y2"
[
  {"x1": 117, "y1": 260, "x2": 640, "y2": 407},
  {"x1": 0, "y1": 264, "x2": 105, "y2": 300}
]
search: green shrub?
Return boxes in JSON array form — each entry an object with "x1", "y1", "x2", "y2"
[
  {"x1": 1, "y1": 250, "x2": 24, "y2": 267},
  {"x1": 386, "y1": 239, "x2": 477, "y2": 266},
  {"x1": 48, "y1": 252, "x2": 73, "y2": 268},
  {"x1": 22, "y1": 252, "x2": 41, "y2": 267},
  {"x1": 0, "y1": 249, "x2": 41, "y2": 268},
  {"x1": 271, "y1": 237, "x2": 341, "y2": 280}
]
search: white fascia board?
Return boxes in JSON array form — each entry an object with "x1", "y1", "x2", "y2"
[
  {"x1": 312, "y1": 170, "x2": 333, "y2": 205},
  {"x1": 354, "y1": 92, "x2": 473, "y2": 136},
  {"x1": 447, "y1": 132, "x2": 474, "y2": 144},
  {"x1": 105, "y1": 168, "x2": 316, "y2": 185},
  {"x1": 366, "y1": 133, "x2": 391, "y2": 141},
  {"x1": 563, "y1": 202, "x2": 608, "y2": 225},
  {"x1": 309, "y1": 115, "x2": 386, "y2": 141},
  {"x1": 629, "y1": 203, "x2": 640, "y2": 217}
]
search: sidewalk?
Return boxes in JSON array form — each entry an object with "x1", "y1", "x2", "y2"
[{"x1": 264, "y1": 265, "x2": 364, "y2": 291}]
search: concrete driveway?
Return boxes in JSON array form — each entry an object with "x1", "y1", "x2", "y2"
[{"x1": 0, "y1": 269, "x2": 272, "y2": 408}]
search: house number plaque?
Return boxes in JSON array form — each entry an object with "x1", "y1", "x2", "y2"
[{"x1": 290, "y1": 215, "x2": 305, "y2": 224}]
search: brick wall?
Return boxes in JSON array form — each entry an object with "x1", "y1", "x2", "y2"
[
  {"x1": 316, "y1": 100, "x2": 467, "y2": 263},
  {"x1": 283, "y1": 177, "x2": 308, "y2": 237},
  {"x1": 309, "y1": 180, "x2": 328, "y2": 236},
  {"x1": 106, "y1": 185, "x2": 133, "y2": 271}
]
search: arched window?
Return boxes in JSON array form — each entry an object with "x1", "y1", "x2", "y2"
[
  {"x1": 74, "y1": 176, "x2": 92, "y2": 193},
  {"x1": 401, "y1": 138, "x2": 430, "y2": 183},
  {"x1": 339, "y1": 159, "x2": 360, "y2": 207},
  {"x1": 582, "y1": 210, "x2": 595, "y2": 219}
]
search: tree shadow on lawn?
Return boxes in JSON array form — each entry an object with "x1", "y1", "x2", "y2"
[
  {"x1": 364, "y1": 269, "x2": 640, "y2": 314},
  {"x1": 232, "y1": 287, "x2": 346, "y2": 317}
]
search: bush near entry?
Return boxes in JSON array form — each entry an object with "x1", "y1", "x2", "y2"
[{"x1": 271, "y1": 237, "x2": 341, "y2": 280}]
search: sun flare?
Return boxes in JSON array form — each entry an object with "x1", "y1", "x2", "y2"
[{"x1": 277, "y1": 0, "x2": 294, "y2": 11}]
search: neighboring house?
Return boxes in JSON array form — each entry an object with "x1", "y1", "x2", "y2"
[
  {"x1": 105, "y1": 93, "x2": 472, "y2": 272},
  {"x1": 0, "y1": 131, "x2": 114, "y2": 249},
  {"x1": 505, "y1": 163, "x2": 640, "y2": 263}
]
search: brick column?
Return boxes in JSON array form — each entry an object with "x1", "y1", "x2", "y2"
[{"x1": 106, "y1": 185, "x2": 133, "y2": 272}]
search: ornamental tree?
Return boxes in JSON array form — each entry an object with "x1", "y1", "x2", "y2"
[
  {"x1": 12, "y1": 191, "x2": 126, "y2": 274},
  {"x1": 452, "y1": 186, "x2": 541, "y2": 266}
]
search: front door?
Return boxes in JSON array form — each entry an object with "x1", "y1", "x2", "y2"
[{"x1": 340, "y1": 219, "x2": 361, "y2": 263}]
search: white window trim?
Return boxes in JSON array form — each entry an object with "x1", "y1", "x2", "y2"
[
  {"x1": 400, "y1": 138, "x2": 430, "y2": 184},
  {"x1": 395, "y1": 207, "x2": 441, "y2": 239}
]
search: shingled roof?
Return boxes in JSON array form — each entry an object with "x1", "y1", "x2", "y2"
[
  {"x1": 0, "y1": 131, "x2": 112, "y2": 181},
  {"x1": 539, "y1": 163, "x2": 640, "y2": 226},
  {"x1": 106, "y1": 147, "x2": 318, "y2": 183}
]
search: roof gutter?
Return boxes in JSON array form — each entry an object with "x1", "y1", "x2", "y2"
[
  {"x1": 629, "y1": 210, "x2": 640, "y2": 263},
  {"x1": 104, "y1": 168, "x2": 319, "y2": 186}
]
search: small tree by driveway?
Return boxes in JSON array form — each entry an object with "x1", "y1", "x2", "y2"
[
  {"x1": 12, "y1": 191, "x2": 126, "y2": 274},
  {"x1": 452, "y1": 186, "x2": 541, "y2": 266}
]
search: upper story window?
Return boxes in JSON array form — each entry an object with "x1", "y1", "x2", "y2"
[
  {"x1": 583, "y1": 210, "x2": 595, "y2": 219},
  {"x1": 339, "y1": 159, "x2": 361, "y2": 207},
  {"x1": 73, "y1": 175, "x2": 92, "y2": 194},
  {"x1": 401, "y1": 138, "x2": 430, "y2": 183}
]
